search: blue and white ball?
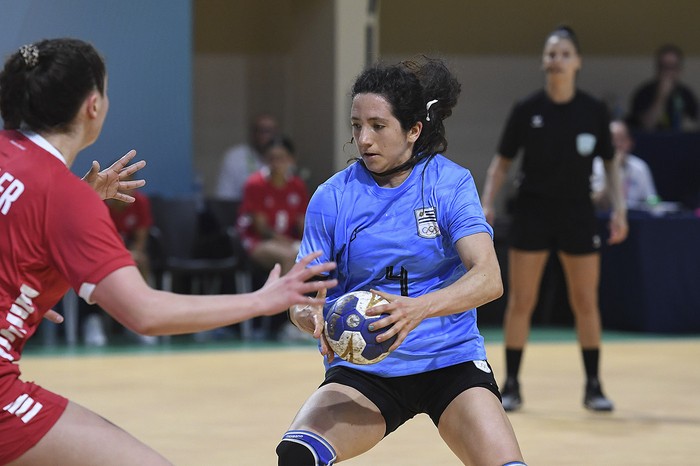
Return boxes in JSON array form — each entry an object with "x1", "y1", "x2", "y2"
[{"x1": 324, "y1": 290, "x2": 396, "y2": 365}]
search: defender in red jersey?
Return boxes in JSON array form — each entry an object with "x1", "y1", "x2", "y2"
[{"x1": 0, "y1": 38, "x2": 336, "y2": 465}]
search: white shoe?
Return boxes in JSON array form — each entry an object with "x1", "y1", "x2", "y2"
[{"x1": 83, "y1": 315, "x2": 107, "y2": 347}]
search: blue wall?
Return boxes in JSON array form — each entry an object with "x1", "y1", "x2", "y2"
[{"x1": 0, "y1": 0, "x2": 193, "y2": 197}]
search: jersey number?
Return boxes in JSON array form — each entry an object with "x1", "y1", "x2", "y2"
[{"x1": 385, "y1": 266, "x2": 408, "y2": 296}]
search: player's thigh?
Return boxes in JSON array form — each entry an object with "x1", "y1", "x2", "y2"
[
  {"x1": 288, "y1": 383, "x2": 385, "y2": 461},
  {"x1": 438, "y1": 387, "x2": 522, "y2": 466},
  {"x1": 11, "y1": 401, "x2": 171, "y2": 466}
]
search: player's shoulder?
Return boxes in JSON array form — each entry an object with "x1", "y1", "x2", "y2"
[
  {"x1": 321, "y1": 161, "x2": 361, "y2": 190},
  {"x1": 309, "y1": 161, "x2": 367, "y2": 210},
  {"x1": 0, "y1": 131, "x2": 72, "y2": 182},
  {"x1": 427, "y1": 155, "x2": 473, "y2": 183}
]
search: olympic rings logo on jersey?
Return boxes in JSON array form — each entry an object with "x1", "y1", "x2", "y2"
[
  {"x1": 414, "y1": 207, "x2": 441, "y2": 239},
  {"x1": 421, "y1": 225, "x2": 439, "y2": 235}
]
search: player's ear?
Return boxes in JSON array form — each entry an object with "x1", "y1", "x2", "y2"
[
  {"x1": 407, "y1": 121, "x2": 422, "y2": 144},
  {"x1": 84, "y1": 91, "x2": 101, "y2": 119}
]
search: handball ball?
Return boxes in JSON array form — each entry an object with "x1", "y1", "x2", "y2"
[{"x1": 324, "y1": 290, "x2": 397, "y2": 365}]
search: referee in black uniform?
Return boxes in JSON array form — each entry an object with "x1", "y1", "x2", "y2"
[{"x1": 481, "y1": 26, "x2": 628, "y2": 412}]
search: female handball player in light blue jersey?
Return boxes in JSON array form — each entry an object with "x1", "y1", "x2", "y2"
[{"x1": 280, "y1": 57, "x2": 526, "y2": 466}]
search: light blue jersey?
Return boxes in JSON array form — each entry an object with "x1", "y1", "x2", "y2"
[{"x1": 298, "y1": 155, "x2": 493, "y2": 376}]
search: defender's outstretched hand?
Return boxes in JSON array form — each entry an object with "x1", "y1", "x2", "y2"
[
  {"x1": 257, "y1": 251, "x2": 336, "y2": 316},
  {"x1": 83, "y1": 150, "x2": 146, "y2": 203}
]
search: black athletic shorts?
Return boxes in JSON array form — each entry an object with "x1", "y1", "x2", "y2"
[
  {"x1": 320, "y1": 360, "x2": 500, "y2": 436},
  {"x1": 509, "y1": 193, "x2": 601, "y2": 254}
]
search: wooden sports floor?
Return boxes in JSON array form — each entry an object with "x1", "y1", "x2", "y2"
[{"x1": 20, "y1": 331, "x2": 700, "y2": 465}]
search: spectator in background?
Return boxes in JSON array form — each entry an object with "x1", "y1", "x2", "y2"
[
  {"x1": 216, "y1": 113, "x2": 279, "y2": 201},
  {"x1": 592, "y1": 120, "x2": 659, "y2": 211},
  {"x1": 627, "y1": 44, "x2": 698, "y2": 132},
  {"x1": 238, "y1": 136, "x2": 310, "y2": 339}
]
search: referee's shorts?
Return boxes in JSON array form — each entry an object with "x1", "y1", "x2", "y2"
[{"x1": 508, "y1": 193, "x2": 601, "y2": 254}]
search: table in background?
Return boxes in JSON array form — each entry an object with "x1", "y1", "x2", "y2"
[
  {"x1": 599, "y1": 211, "x2": 700, "y2": 333},
  {"x1": 480, "y1": 212, "x2": 700, "y2": 334},
  {"x1": 633, "y1": 131, "x2": 700, "y2": 210}
]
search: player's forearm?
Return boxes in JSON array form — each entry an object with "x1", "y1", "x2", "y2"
[
  {"x1": 419, "y1": 261, "x2": 503, "y2": 319},
  {"x1": 93, "y1": 266, "x2": 265, "y2": 335},
  {"x1": 114, "y1": 289, "x2": 265, "y2": 336}
]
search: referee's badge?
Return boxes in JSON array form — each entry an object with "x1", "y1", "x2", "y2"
[
  {"x1": 576, "y1": 133, "x2": 597, "y2": 156},
  {"x1": 415, "y1": 207, "x2": 441, "y2": 239}
]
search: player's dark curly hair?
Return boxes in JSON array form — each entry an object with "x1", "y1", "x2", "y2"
[
  {"x1": 350, "y1": 56, "x2": 461, "y2": 176},
  {"x1": 0, "y1": 38, "x2": 106, "y2": 132}
]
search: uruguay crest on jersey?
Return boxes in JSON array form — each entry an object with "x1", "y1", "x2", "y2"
[{"x1": 414, "y1": 207, "x2": 441, "y2": 239}]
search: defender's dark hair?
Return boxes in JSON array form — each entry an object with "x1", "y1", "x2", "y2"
[
  {"x1": 351, "y1": 56, "x2": 461, "y2": 176},
  {"x1": 0, "y1": 38, "x2": 106, "y2": 132},
  {"x1": 546, "y1": 25, "x2": 580, "y2": 54}
]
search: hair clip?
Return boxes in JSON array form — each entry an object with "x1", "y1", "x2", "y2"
[
  {"x1": 19, "y1": 44, "x2": 39, "y2": 69},
  {"x1": 425, "y1": 99, "x2": 438, "y2": 121}
]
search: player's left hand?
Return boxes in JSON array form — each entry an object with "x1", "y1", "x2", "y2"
[
  {"x1": 83, "y1": 150, "x2": 146, "y2": 203},
  {"x1": 365, "y1": 289, "x2": 429, "y2": 353}
]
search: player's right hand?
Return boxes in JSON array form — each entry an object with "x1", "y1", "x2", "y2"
[{"x1": 290, "y1": 288, "x2": 335, "y2": 362}]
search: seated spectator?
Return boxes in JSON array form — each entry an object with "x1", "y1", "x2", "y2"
[
  {"x1": 238, "y1": 136, "x2": 309, "y2": 275},
  {"x1": 627, "y1": 44, "x2": 698, "y2": 132},
  {"x1": 237, "y1": 136, "x2": 310, "y2": 340},
  {"x1": 592, "y1": 120, "x2": 659, "y2": 211},
  {"x1": 216, "y1": 113, "x2": 279, "y2": 201}
]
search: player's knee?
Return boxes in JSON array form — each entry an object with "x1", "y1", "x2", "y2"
[
  {"x1": 276, "y1": 430, "x2": 337, "y2": 466},
  {"x1": 276, "y1": 440, "x2": 316, "y2": 465}
]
